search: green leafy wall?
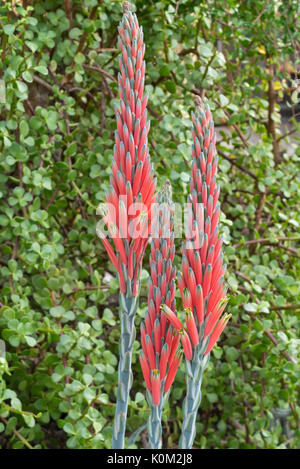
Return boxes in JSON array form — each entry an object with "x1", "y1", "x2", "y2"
[{"x1": 0, "y1": 0, "x2": 299, "y2": 449}]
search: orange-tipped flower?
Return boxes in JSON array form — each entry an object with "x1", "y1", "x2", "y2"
[
  {"x1": 145, "y1": 334, "x2": 156, "y2": 370},
  {"x1": 139, "y1": 350, "x2": 151, "y2": 391},
  {"x1": 179, "y1": 328, "x2": 193, "y2": 361},
  {"x1": 164, "y1": 350, "x2": 182, "y2": 393},
  {"x1": 161, "y1": 304, "x2": 184, "y2": 331},
  {"x1": 185, "y1": 308, "x2": 199, "y2": 347},
  {"x1": 204, "y1": 314, "x2": 231, "y2": 356},
  {"x1": 159, "y1": 343, "x2": 169, "y2": 380},
  {"x1": 195, "y1": 284, "x2": 204, "y2": 323}
]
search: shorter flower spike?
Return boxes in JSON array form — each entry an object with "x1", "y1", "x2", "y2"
[{"x1": 139, "y1": 182, "x2": 181, "y2": 448}]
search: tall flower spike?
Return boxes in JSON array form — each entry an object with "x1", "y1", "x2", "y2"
[
  {"x1": 177, "y1": 98, "x2": 231, "y2": 449},
  {"x1": 140, "y1": 181, "x2": 181, "y2": 449},
  {"x1": 97, "y1": 3, "x2": 156, "y2": 449}
]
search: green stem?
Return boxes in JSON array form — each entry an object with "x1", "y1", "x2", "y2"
[
  {"x1": 112, "y1": 292, "x2": 138, "y2": 449},
  {"x1": 179, "y1": 352, "x2": 209, "y2": 449},
  {"x1": 147, "y1": 392, "x2": 164, "y2": 449}
]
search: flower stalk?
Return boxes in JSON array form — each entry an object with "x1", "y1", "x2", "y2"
[
  {"x1": 98, "y1": 2, "x2": 156, "y2": 449},
  {"x1": 139, "y1": 182, "x2": 181, "y2": 449},
  {"x1": 162, "y1": 98, "x2": 231, "y2": 449}
]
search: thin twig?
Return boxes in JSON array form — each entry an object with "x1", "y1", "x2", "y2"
[{"x1": 82, "y1": 64, "x2": 117, "y2": 82}]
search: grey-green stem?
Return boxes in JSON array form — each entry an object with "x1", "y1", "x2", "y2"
[{"x1": 112, "y1": 292, "x2": 137, "y2": 449}]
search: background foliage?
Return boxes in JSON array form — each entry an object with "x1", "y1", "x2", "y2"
[{"x1": 0, "y1": 0, "x2": 299, "y2": 449}]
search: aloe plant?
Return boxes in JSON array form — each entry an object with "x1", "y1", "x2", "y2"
[
  {"x1": 162, "y1": 98, "x2": 230, "y2": 449},
  {"x1": 139, "y1": 182, "x2": 181, "y2": 448},
  {"x1": 99, "y1": 2, "x2": 156, "y2": 449}
]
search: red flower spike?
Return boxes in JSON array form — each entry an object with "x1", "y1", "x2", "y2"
[
  {"x1": 140, "y1": 181, "x2": 180, "y2": 414},
  {"x1": 178, "y1": 99, "x2": 229, "y2": 368},
  {"x1": 100, "y1": 2, "x2": 156, "y2": 302},
  {"x1": 151, "y1": 369, "x2": 161, "y2": 406}
]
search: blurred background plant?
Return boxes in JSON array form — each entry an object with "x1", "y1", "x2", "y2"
[{"x1": 0, "y1": 0, "x2": 299, "y2": 449}]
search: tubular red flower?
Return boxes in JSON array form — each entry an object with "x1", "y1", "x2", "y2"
[
  {"x1": 161, "y1": 304, "x2": 184, "y2": 331},
  {"x1": 195, "y1": 284, "x2": 204, "y2": 323},
  {"x1": 185, "y1": 308, "x2": 199, "y2": 347},
  {"x1": 159, "y1": 343, "x2": 169, "y2": 380},
  {"x1": 151, "y1": 369, "x2": 161, "y2": 406},
  {"x1": 204, "y1": 301, "x2": 227, "y2": 338},
  {"x1": 182, "y1": 288, "x2": 193, "y2": 310},
  {"x1": 179, "y1": 329, "x2": 193, "y2": 361},
  {"x1": 164, "y1": 350, "x2": 182, "y2": 394},
  {"x1": 101, "y1": 237, "x2": 118, "y2": 271},
  {"x1": 204, "y1": 314, "x2": 231, "y2": 356},
  {"x1": 168, "y1": 331, "x2": 180, "y2": 366},
  {"x1": 140, "y1": 351, "x2": 151, "y2": 391},
  {"x1": 145, "y1": 334, "x2": 156, "y2": 370},
  {"x1": 154, "y1": 318, "x2": 161, "y2": 355}
]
